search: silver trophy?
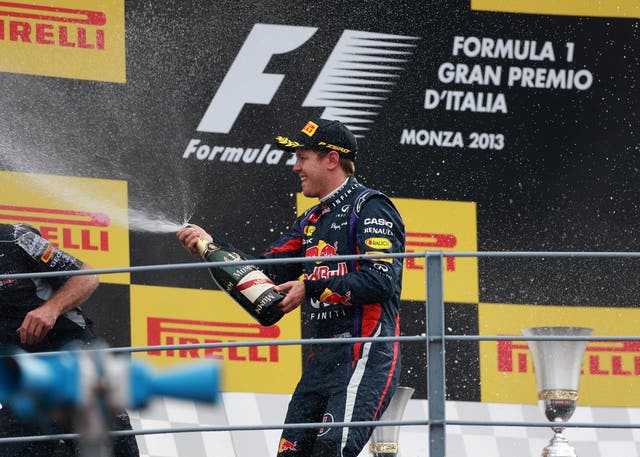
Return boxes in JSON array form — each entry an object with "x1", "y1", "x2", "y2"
[
  {"x1": 521, "y1": 326, "x2": 593, "y2": 457},
  {"x1": 369, "y1": 386, "x2": 415, "y2": 457}
]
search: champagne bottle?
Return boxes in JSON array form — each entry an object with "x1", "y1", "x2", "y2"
[{"x1": 195, "y1": 237, "x2": 284, "y2": 326}]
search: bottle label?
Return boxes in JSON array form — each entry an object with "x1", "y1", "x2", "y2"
[{"x1": 235, "y1": 270, "x2": 276, "y2": 303}]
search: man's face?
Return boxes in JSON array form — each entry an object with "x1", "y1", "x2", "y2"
[{"x1": 292, "y1": 149, "x2": 330, "y2": 199}]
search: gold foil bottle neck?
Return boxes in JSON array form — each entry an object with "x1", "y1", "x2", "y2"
[{"x1": 195, "y1": 237, "x2": 213, "y2": 257}]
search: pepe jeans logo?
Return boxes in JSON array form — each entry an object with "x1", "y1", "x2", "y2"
[{"x1": 196, "y1": 24, "x2": 418, "y2": 138}]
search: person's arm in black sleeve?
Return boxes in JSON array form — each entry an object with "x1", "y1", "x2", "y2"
[
  {"x1": 304, "y1": 196, "x2": 405, "y2": 305},
  {"x1": 14, "y1": 225, "x2": 99, "y2": 345},
  {"x1": 19, "y1": 264, "x2": 98, "y2": 345}
]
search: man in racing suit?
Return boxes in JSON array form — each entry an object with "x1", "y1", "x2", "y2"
[
  {"x1": 0, "y1": 223, "x2": 139, "y2": 457},
  {"x1": 178, "y1": 119, "x2": 405, "y2": 457}
]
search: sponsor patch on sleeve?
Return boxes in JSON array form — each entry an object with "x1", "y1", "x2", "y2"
[
  {"x1": 16, "y1": 231, "x2": 82, "y2": 270},
  {"x1": 40, "y1": 244, "x2": 55, "y2": 263},
  {"x1": 364, "y1": 237, "x2": 392, "y2": 250}
]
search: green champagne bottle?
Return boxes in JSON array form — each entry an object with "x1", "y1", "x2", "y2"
[{"x1": 195, "y1": 237, "x2": 284, "y2": 326}]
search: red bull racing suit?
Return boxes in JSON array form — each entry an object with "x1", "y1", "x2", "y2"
[{"x1": 247, "y1": 177, "x2": 405, "y2": 457}]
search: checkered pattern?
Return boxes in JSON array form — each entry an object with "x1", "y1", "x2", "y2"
[{"x1": 128, "y1": 395, "x2": 640, "y2": 457}]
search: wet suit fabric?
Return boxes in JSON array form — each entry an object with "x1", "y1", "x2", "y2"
[{"x1": 214, "y1": 177, "x2": 405, "y2": 456}]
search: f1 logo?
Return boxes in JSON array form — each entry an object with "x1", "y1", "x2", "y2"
[
  {"x1": 197, "y1": 24, "x2": 316, "y2": 134},
  {"x1": 197, "y1": 23, "x2": 418, "y2": 135}
]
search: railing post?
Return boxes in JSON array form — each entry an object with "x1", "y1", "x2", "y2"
[{"x1": 426, "y1": 250, "x2": 446, "y2": 457}]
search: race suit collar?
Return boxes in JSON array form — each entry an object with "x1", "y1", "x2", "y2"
[
  {"x1": 321, "y1": 177, "x2": 350, "y2": 203},
  {"x1": 321, "y1": 176, "x2": 363, "y2": 210}
]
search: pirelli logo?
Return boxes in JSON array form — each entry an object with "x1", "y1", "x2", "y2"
[
  {"x1": 40, "y1": 244, "x2": 54, "y2": 263},
  {"x1": 301, "y1": 121, "x2": 318, "y2": 136},
  {"x1": 147, "y1": 317, "x2": 281, "y2": 363},
  {"x1": 479, "y1": 303, "x2": 640, "y2": 406},
  {"x1": 498, "y1": 339, "x2": 640, "y2": 377},
  {"x1": 1, "y1": 171, "x2": 130, "y2": 285},
  {"x1": 0, "y1": 0, "x2": 125, "y2": 82},
  {"x1": 0, "y1": 2, "x2": 106, "y2": 48},
  {"x1": 405, "y1": 231, "x2": 457, "y2": 272},
  {"x1": 400, "y1": 227, "x2": 478, "y2": 303},
  {"x1": 130, "y1": 285, "x2": 301, "y2": 394},
  {"x1": 0, "y1": 204, "x2": 111, "y2": 252}
]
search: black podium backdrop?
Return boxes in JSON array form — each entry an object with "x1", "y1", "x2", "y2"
[{"x1": 1, "y1": 1, "x2": 638, "y2": 401}]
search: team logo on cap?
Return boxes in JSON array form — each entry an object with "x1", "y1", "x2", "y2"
[{"x1": 301, "y1": 121, "x2": 318, "y2": 137}]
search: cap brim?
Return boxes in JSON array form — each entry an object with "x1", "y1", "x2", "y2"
[{"x1": 275, "y1": 135, "x2": 305, "y2": 151}]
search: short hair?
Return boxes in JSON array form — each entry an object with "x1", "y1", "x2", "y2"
[{"x1": 313, "y1": 149, "x2": 355, "y2": 176}]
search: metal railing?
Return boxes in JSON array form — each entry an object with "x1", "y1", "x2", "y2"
[{"x1": 2, "y1": 249, "x2": 640, "y2": 456}]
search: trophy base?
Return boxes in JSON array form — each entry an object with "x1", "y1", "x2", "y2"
[
  {"x1": 542, "y1": 431, "x2": 577, "y2": 457},
  {"x1": 369, "y1": 442, "x2": 398, "y2": 457}
]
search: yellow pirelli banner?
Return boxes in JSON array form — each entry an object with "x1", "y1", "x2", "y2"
[
  {"x1": 130, "y1": 284, "x2": 302, "y2": 394},
  {"x1": 297, "y1": 194, "x2": 478, "y2": 304},
  {"x1": 471, "y1": 0, "x2": 639, "y2": 18},
  {"x1": 479, "y1": 302, "x2": 640, "y2": 407},
  {"x1": 0, "y1": 0, "x2": 126, "y2": 82},
  {"x1": 0, "y1": 170, "x2": 130, "y2": 284},
  {"x1": 393, "y1": 197, "x2": 478, "y2": 304}
]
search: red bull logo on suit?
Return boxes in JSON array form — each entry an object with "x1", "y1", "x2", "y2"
[
  {"x1": 303, "y1": 240, "x2": 348, "y2": 280},
  {"x1": 304, "y1": 239, "x2": 338, "y2": 261}
]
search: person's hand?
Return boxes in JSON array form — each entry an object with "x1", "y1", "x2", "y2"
[
  {"x1": 176, "y1": 223, "x2": 212, "y2": 255},
  {"x1": 274, "y1": 281, "x2": 306, "y2": 313},
  {"x1": 17, "y1": 305, "x2": 58, "y2": 345}
]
